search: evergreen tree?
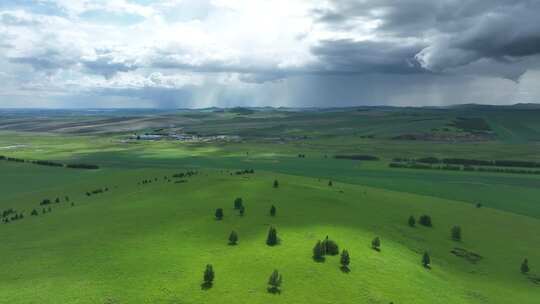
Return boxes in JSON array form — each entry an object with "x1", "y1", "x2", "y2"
[
  {"x1": 451, "y1": 226, "x2": 462, "y2": 241},
  {"x1": 31, "y1": 209, "x2": 38, "y2": 216},
  {"x1": 215, "y1": 208, "x2": 224, "y2": 220},
  {"x1": 422, "y1": 251, "x2": 431, "y2": 268},
  {"x1": 328, "y1": 180, "x2": 333, "y2": 187},
  {"x1": 267, "y1": 270, "x2": 282, "y2": 293},
  {"x1": 203, "y1": 264, "x2": 215, "y2": 287},
  {"x1": 371, "y1": 237, "x2": 381, "y2": 251},
  {"x1": 521, "y1": 258, "x2": 530, "y2": 274},
  {"x1": 408, "y1": 215, "x2": 416, "y2": 227},
  {"x1": 234, "y1": 198, "x2": 243, "y2": 210},
  {"x1": 313, "y1": 240, "x2": 325, "y2": 261},
  {"x1": 340, "y1": 249, "x2": 350, "y2": 271},
  {"x1": 270, "y1": 205, "x2": 276, "y2": 217},
  {"x1": 266, "y1": 226, "x2": 278, "y2": 246},
  {"x1": 228, "y1": 231, "x2": 238, "y2": 245},
  {"x1": 322, "y1": 236, "x2": 339, "y2": 255},
  {"x1": 273, "y1": 180, "x2": 279, "y2": 188}
]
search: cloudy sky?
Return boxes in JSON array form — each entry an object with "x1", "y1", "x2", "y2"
[{"x1": 1, "y1": 0, "x2": 540, "y2": 108}]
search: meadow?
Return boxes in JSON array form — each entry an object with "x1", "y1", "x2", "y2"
[{"x1": 1, "y1": 106, "x2": 540, "y2": 303}]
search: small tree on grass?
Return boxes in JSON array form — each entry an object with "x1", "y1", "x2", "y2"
[
  {"x1": 228, "y1": 231, "x2": 238, "y2": 245},
  {"x1": 266, "y1": 226, "x2": 278, "y2": 246},
  {"x1": 273, "y1": 180, "x2": 279, "y2": 188},
  {"x1": 239, "y1": 205, "x2": 245, "y2": 216},
  {"x1": 322, "y1": 236, "x2": 339, "y2": 255},
  {"x1": 267, "y1": 270, "x2": 282, "y2": 294},
  {"x1": 202, "y1": 264, "x2": 214, "y2": 289},
  {"x1": 328, "y1": 180, "x2": 333, "y2": 187},
  {"x1": 215, "y1": 208, "x2": 224, "y2": 220},
  {"x1": 270, "y1": 205, "x2": 276, "y2": 217},
  {"x1": 234, "y1": 198, "x2": 243, "y2": 210},
  {"x1": 408, "y1": 215, "x2": 416, "y2": 227},
  {"x1": 419, "y1": 215, "x2": 432, "y2": 227},
  {"x1": 422, "y1": 251, "x2": 431, "y2": 268},
  {"x1": 340, "y1": 249, "x2": 350, "y2": 272},
  {"x1": 313, "y1": 240, "x2": 325, "y2": 262},
  {"x1": 521, "y1": 258, "x2": 530, "y2": 274},
  {"x1": 451, "y1": 226, "x2": 462, "y2": 241},
  {"x1": 31, "y1": 209, "x2": 38, "y2": 216},
  {"x1": 371, "y1": 237, "x2": 381, "y2": 251}
]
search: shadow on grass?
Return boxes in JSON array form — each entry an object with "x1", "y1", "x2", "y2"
[
  {"x1": 201, "y1": 282, "x2": 213, "y2": 290},
  {"x1": 313, "y1": 256, "x2": 325, "y2": 263},
  {"x1": 267, "y1": 287, "x2": 281, "y2": 294}
]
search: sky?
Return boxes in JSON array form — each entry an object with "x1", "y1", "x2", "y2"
[{"x1": 1, "y1": 0, "x2": 540, "y2": 108}]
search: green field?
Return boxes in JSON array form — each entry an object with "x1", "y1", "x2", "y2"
[{"x1": 1, "y1": 106, "x2": 540, "y2": 303}]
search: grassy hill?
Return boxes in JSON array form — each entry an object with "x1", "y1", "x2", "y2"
[{"x1": 1, "y1": 106, "x2": 540, "y2": 303}]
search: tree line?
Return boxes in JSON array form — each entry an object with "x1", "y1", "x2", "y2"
[{"x1": 0, "y1": 155, "x2": 99, "y2": 170}]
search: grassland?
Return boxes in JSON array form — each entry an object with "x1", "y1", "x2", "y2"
[{"x1": 1, "y1": 106, "x2": 540, "y2": 303}]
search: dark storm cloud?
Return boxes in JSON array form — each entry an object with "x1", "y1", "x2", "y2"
[
  {"x1": 8, "y1": 49, "x2": 77, "y2": 72},
  {"x1": 311, "y1": 39, "x2": 425, "y2": 74},
  {"x1": 315, "y1": 0, "x2": 540, "y2": 73}
]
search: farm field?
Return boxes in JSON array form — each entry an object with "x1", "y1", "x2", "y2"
[{"x1": 1, "y1": 106, "x2": 540, "y2": 303}]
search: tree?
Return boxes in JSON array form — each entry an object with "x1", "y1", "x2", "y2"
[
  {"x1": 371, "y1": 237, "x2": 381, "y2": 251},
  {"x1": 215, "y1": 208, "x2": 224, "y2": 220},
  {"x1": 422, "y1": 251, "x2": 431, "y2": 268},
  {"x1": 521, "y1": 258, "x2": 530, "y2": 274},
  {"x1": 266, "y1": 226, "x2": 278, "y2": 246},
  {"x1": 328, "y1": 180, "x2": 333, "y2": 187},
  {"x1": 270, "y1": 205, "x2": 276, "y2": 217},
  {"x1": 340, "y1": 249, "x2": 350, "y2": 271},
  {"x1": 31, "y1": 209, "x2": 38, "y2": 216},
  {"x1": 239, "y1": 205, "x2": 245, "y2": 216},
  {"x1": 451, "y1": 226, "x2": 462, "y2": 241},
  {"x1": 203, "y1": 264, "x2": 215, "y2": 288},
  {"x1": 322, "y1": 236, "x2": 339, "y2": 255},
  {"x1": 419, "y1": 215, "x2": 432, "y2": 227},
  {"x1": 273, "y1": 179, "x2": 279, "y2": 188},
  {"x1": 408, "y1": 215, "x2": 416, "y2": 227},
  {"x1": 267, "y1": 270, "x2": 282, "y2": 293},
  {"x1": 228, "y1": 231, "x2": 238, "y2": 245},
  {"x1": 313, "y1": 240, "x2": 325, "y2": 262},
  {"x1": 234, "y1": 198, "x2": 243, "y2": 210}
]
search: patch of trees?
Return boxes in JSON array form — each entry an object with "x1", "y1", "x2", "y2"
[
  {"x1": 2, "y1": 209, "x2": 24, "y2": 223},
  {"x1": 66, "y1": 163, "x2": 99, "y2": 169},
  {"x1": 172, "y1": 170, "x2": 198, "y2": 178},
  {"x1": 389, "y1": 162, "x2": 540, "y2": 175},
  {"x1": 334, "y1": 155, "x2": 379, "y2": 161},
  {"x1": 0, "y1": 155, "x2": 99, "y2": 169},
  {"x1": 394, "y1": 156, "x2": 540, "y2": 169},
  {"x1": 85, "y1": 188, "x2": 108, "y2": 196},
  {"x1": 298, "y1": 154, "x2": 306, "y2": 158},
  {"x1": 235, "y1": 169, "x2": 255, "y2": 175},
  {"x1": 312, "y1": 236, "x2": 339, "y2": 261}
]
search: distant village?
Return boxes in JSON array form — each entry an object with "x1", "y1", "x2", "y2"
[{"x1": 125, "y1": 130, "x2": 241, "y2": 143}]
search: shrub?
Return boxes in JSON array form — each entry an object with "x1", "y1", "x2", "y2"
[
  {"x1": 422, "y1": 251, "x2": 431, "y2": 268},
  {"x1": 215, "y1": 208, "x2": 224, "y2": 220},
  {"x1": 313, "y1": 240, "x2": 325, "y2": 262},
  {"x1": 267, "y1": 270, "x2": 282, "y2": 294},
  {"x1": 203, "y1": 264, "x2": 215, "y2": 287},
  {"x1": 408, "y1": 215, "x2": 416, "y2": 227},
  {"x1": 322, "y1": 236, "x2": 339, "y2": 255},
  {"x1": 270, "y1": 205, "x2": 276, "y2": 217},
  {"x1": 228, "y1": 231, "x2": 238, "y2": 245},
  {"x1": 451, "y1": 226, "x2": 462, "y2": 241},
  {"x1": 266, "y1": 227, "x2": 278, "y2": 246},
  {"x1": 371, "y1": 237, "x2": 381, "y2": 251},
  {"x1": 273, "y1": 180, "x2": 279, "y2": 188},
  {"x1": 521, "y1": 258, "x2": 530, "y2": 274},
  {"x1": 419, "y1": 215, "x2": 432, "y2": 227},
  {"x1": 234, "y1": 198, "x2": 243, "y2": 210},
  {"x1": 340, "y1": 249, "x2": 350, "y2": 271}
]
